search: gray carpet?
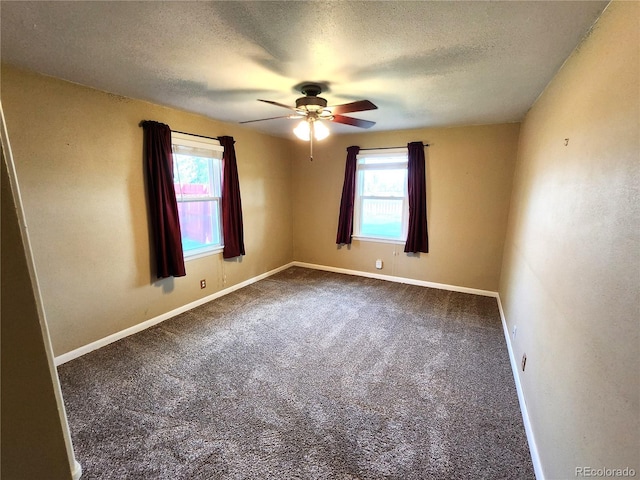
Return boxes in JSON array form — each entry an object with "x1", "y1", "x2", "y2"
[{"x1": 58, "y1": 266, "x2": 535, "y2": 479}]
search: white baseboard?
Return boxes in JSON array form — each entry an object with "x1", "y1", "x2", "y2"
[
  {"x1": 54, "y1": 262, "x2": 295, "y2": 366},
  {"x1": 56, "y1": 262, "x2": 498, "y2": 366},
  {"x1": 55, "y1": 261, "x2": 497, "y2": 365},
  {"x1": 496, "y1": 295, "x2": 545, "y2": 480},
  {"x1": 291, "y1": 261, "x2": 499, "y2": 298},
  {"x1": 71, "y1": 460, "x2": 82, "y2": 480}
]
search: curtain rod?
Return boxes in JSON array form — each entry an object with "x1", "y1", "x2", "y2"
[
  {"x1": 358, "y1": 143, "x2": 430, "y2": 151},
  {"x1": 171, "y1": 130, "x2": 221, "y2": 141},
  {"x1": 138, "y1": 122, "x2": 221, "y2": 141}
]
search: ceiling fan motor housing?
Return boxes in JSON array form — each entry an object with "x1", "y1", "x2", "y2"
[
  {"x1": 296, "y1": 83, "x2": 328, "y2": 113},
  {"x1": 296, "y1": 95, "x2": 327, "y2": 112}
]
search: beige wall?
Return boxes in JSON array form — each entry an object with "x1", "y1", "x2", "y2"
[
  {"x1": 1, "y1": 66, "x2": 294, "y2": 356},
  {"x1": 292, "y1": 123, "x2": 519, "y2": 292},
  {"x1": 499, "y1": 2, "x2": 639, "y2": 478},
  {"x1": 1, "y1": 146, "x2": 74, "y2": 479}
]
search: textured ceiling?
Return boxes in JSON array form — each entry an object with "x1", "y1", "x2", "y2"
[{"x1": 1, "y1": 1, "x2": 609, "y2": 138}]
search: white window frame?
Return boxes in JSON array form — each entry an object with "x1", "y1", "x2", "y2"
[
  {"x1": 171, "y1": 132, "x2": 224, "y2": 259},
  {"x1": 352, "y1": 148, "x2": 409, "y2": 244}
]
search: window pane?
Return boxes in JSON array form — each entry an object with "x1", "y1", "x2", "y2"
[
  {"x1": 362, "y1": 169, "x2": 406, "y2": 197},
  {"x1": 173, "y1": 143, "x2": 222, "y2": 159},
  {"x1": 177, "y1": 200, "x2": 221, "y2": 252},
  {"x1": 360, "y1": 198, "x2": 403, "y2": 238},
  {"x1": 171, "y1": 133, "x2": 224, "y2": 258},
  {"x1": 210, "y1": 158, "x2": 222, "y2": 197},
  {"x1": 359, "y1": 155, "x2": 406, "y2": 165},
  {"x1": 173, "y1": 154, "x2": 212, "y2": 198}
]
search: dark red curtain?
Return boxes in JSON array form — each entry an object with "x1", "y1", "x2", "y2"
[
  {"x1": 141, "y1": 120, "x2": 186, "y2": 278},
  {"x1": 219, "y1": 136, "x2": 245, "y2": 259},
  {"x1": 404, "y1": 141, "x2": 429, "y2": 253},
  {"x1": 336, "y1": 146, "x2": 360, "y2": 245}
]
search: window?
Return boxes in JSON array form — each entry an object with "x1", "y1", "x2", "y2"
[
  {"x1": 171, "y1": 132, "x2": 224, "y2": 258},
  {"x1": 353, "y1": 148, "x2": 408, "y2": 242}
]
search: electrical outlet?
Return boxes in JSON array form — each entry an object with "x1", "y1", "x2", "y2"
[
  {"x1": 375, "y1": 259, "x2": 383, "y2": 269},
  {"x1": 200, "y1": 279, "x2": 206, "y2": 289},
  {"x1": 521, "y1": 353, "x2": 527, "y2": 372}
]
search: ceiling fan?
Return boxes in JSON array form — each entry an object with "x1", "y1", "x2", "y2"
[{"x1": 240, "y1": 82, "x2": 378, "y2": 160}]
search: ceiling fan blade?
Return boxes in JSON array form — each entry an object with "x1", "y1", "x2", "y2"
[
  {"x1": 239, "y1": 115, "x2": 299, "y2": 124},
  {"x1": 332, "y1": 115, "x2": 376, "y2": 129},
  {"x1": 329, "y1": 100, "x2": 377, "y2": 115},
  {"x1": 258, "y1": 99, "x2": 298, "y2": 111}
]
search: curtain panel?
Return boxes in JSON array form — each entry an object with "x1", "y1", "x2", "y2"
[
  {"x1": 218, "y1": 136, "x2": 245, "y2": 259},
  {"x1": 336, "y1": 146, "x2": 360, "y2": 245},
  {"x1": 404, "y1": 141, "x2": 429, "y2": 253},
  {"x1": 141, "y1": 120, "x2": 186, "y2": 278}
]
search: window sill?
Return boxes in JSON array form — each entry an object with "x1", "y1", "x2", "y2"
[
  {"x1": 184, "y1": 246, "x2": 224, "y2": 261},
  {"x1": 352, "y1": 235, "x2": 406, "y2": 245}
]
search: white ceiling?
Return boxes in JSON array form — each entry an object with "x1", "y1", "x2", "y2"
[{"x1": 1, "y1": 1, "x2": 609, "y2": 138}]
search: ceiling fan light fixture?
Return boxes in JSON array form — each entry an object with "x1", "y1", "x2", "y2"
[
  {"x1": 319, "y1": 109, "x2": 334, "y2": 120},
  {"x1": 293, "y1": 119, "x2": 330, "y2": 141},
  {"x1": 314, "y1": 121, "x2": 330, "y2": 140},
  {"x1": 293, "y1": 120, "x2": 311, "y2": 141}
]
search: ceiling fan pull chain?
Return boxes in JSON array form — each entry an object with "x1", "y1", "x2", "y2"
[{"x1": 309, "y1": 122, "x2": 314, "y2": 161}]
